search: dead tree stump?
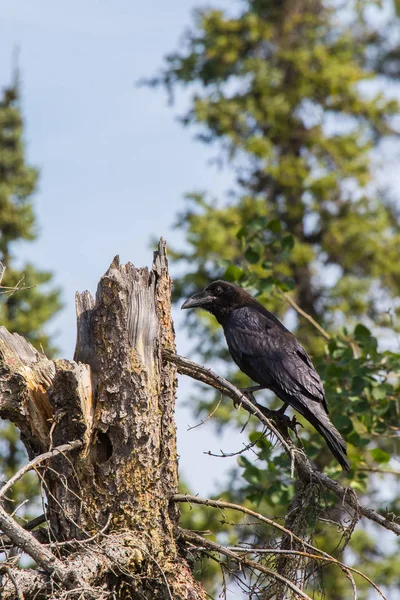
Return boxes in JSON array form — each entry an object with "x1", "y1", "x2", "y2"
[{"x1": 0, "y1": 240, "x2": 206, "y2": 600}]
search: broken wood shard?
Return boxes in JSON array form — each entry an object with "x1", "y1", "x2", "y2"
[{"x1": 0, "y1": 326, "x2": 56, "y2": 450}]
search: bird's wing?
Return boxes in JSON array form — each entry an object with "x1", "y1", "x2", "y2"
[{"x1": 224, "y1": 306, "x2": 327, "y2": 410}]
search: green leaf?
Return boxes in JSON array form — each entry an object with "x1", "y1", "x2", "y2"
[
  {"x1": 354, "y1": 324, "x2": 371, "y2": 339},
  {"x1": 371, "y1": 386, "x2": 387, "y2": 401},
  {"x1": 267, "y1": 219, "x2": 282, "y2": 234},
  {"x1": 236, "y1": 225, "x2": 248, "y2": 240},
  {"x1": 348, "y1": 431, "x2": 370, "y2": 448},
  {"x1": 224, "y1": 264, "x2": 245, "y2": 282},
  {"x1": 259, "y1": 276, "x2": 274, "y2": 292},
  {"x1": 245, "y1": 248, "x2": 260, "y2": 264},
  {"x1": 281, "y1": 235, "x2": 294, "y2": 250},
  {"x1": 248, "y1": 216, "x2": 268, "y2": 230},
  {"x1": 333, "y1": 414, "x2": 353, "y2": 433},
  {"x1": 371, "y1": 448, "x2": 391, "y2": 464},
  {"x1": 261, "y1": 260, "x2": 273, "y2": 271}
]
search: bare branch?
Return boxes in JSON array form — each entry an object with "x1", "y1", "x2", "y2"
[
  {"x1": 281, "y1": 291, "x2": 362, "y2": 357},
  {"x1": 164, "y1": 351, "x2": 295, "y2": 458},
  {"x1": 0, "y1": 534, "x2": 149, "y2": 599},
  {"x1": 49, "y1": 513, "x2": 112, "y2": 548},
  {"x1": 187, "y1": 394, "x2": 223, "y2": 431},
  {"x1": 357, "y1": 467, "x2": 400, "y2": 475},
  {"x1": 220, "y1": 547, "x2": 384, "y2": 600},
  {"x1": 0, "y1": 503, "x2": 68, "y2": 577},
  {"x1": 174, "y1": 494, "x2": 331, "y2": 556},
  {"x1": 182, "y1": 529, "x2": 313, "y2": 600},
  {"x1": 0, "y1": 265, "x2": 36, "y2": 297},
  {"x1": 170, "y1": 349, "x2": 400, "y2": 538},
  {"x1": 177, "y1": 496, "x2": 385, "y2": 598},
  {"x1": 314, "y1": 470, "x2": 400, "y2": 535},
  {"x1": 204, "y1": 428, "x2": 268, "y2": 458}
]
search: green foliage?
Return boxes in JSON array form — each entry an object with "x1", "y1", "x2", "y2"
[
  {"x1": 0, "y1": 78, "x2": 62, "y2": 516},
  {"x1": 154, "y1": 0, "x2": 400, "y2": 337},
  {"x1": 0, "y1": 81, "x2": 62, "y2": 355},
  {"x1": 151, "y1": 0, "x2": 400, "y2": 597}
]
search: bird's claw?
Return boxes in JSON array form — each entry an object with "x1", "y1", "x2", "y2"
[
  {"x1": 251, "y1": 404, "x2": 302, "y2": 432},
  {"x1": 282, "y1": 414, "x2": 303, "y2": 432}
]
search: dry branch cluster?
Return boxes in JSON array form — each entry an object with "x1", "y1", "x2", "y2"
[{"x1": 0, "y1": 242, "x2": 397, "y2": 599}]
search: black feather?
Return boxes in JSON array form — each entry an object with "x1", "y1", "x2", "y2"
[{"x1": 182, "y1": 280, "x2": 350, "y2": 471}]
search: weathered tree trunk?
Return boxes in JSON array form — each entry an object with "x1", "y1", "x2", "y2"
[{"x1": 0, "y1": 240, "x2": 206, "y2": 599}]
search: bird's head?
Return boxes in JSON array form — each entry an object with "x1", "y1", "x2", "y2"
[{"x1": 181, "y1": 280, "x2": 251, "y2": 322}]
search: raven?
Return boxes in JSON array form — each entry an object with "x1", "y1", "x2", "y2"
[{"x1": 182, "y1": 280, "x2": 350, "y2": 470}]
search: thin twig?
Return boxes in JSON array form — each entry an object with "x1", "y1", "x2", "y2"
[
  {"x1": 188, "y1": 394, "x2": 223, "y2": 430},
  {"x1": 0, "y1": 268, "x2": 36, "y2": 297},
  {"x1": 183, "y1": 529, "x2": 313, "y2": 600},
  {"x1": 49, "y1": 514, "x2": 112, "y2": 547},
  {"x1": 315, "y1": 470, "x2": 400, "y2": 535},
  {"x1": 140, "y1": 546, "x2": 174, "y2": 600},
  {"x1": 186, "y1": 535, "x2": 384, "y2": 597},
  {"x1": 221, "y1": 547, "x2": 381, "y2": 599},
  {"x1": 282, "y1": 292, "x2": 330, "y2": 340},
  {"x1": 175, "y1": 494, "x2": 325, "y2": 555},
  {"x1": 204, "y1": 429, "x2": 268, "y2": 458},
  {"x1": 357, "y1": 467, "x2": 400, "y2": 475},
  {"x1": 9, "y1": 500, "x2": 28, "y2": 519},
  {"x1": 0, "y1": 440, "x2": 82, "y2": 500},
  {"x1": 174, "y1": 491, "x2": 399, "y2": 584},
  {"x1": 2, "y1": 567, "x2": 25, "y2": 600},
  {"x1": 0, "y1": 515, "x2": 47, "y2": 550}
]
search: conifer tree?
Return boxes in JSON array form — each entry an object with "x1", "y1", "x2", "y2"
[
  {"x1": 0, "y1": 80, "x2": 61, "y2": 354},
  {"x1": 0, "y1": 77, "x2": 61, "y2": 512},
  {"x1": 152, "y1": 0, "x2": 400, "y2": 341},
  {"x1": 150, "y1": 1, "x2": 400, "y2": 596}
]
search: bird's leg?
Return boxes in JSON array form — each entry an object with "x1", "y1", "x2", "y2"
[
  {"x1": 240, "y1": 385, "x2": 270, "y2": 394},
  {"x1": 253, "y1": 401, "x2": 301, "y2": 432},
  {"x1": 275, "y1": 403, "x2": 302, "y2": 429},
  {"x1": 241, "y1": 388, "x2": 289, "y2": 418},
  {"x1": 237, "y1": 385, "x2": 271, "y2": 407},
  {"x1": 238, "y1": 389, "x2": 301, "y2": 432}
]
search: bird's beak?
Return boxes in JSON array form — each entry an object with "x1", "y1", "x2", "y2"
[{"x1": 181, "y1": 290, "x2": 215, "y2": 310}]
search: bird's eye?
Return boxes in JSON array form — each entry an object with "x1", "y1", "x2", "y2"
[{"x1": 214, "y1": 286, "x2": 223, "y2": 295}]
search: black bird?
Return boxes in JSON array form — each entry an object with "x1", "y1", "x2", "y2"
[{"x1": 182, "y1": 280, "x2": 350, "y2": 470}]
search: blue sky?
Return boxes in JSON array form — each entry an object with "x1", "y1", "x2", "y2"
[{"x1": 1, "y1": 0, "x2": 243, "y2": 495}]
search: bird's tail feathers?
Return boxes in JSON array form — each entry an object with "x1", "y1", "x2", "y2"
[{"x1": 307, "y1": 406, "x2": 350, "y2": 471}]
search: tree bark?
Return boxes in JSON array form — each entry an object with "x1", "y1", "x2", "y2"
[{"x1": 0, "y1": 240, "x2": 206, "y2": 600}]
